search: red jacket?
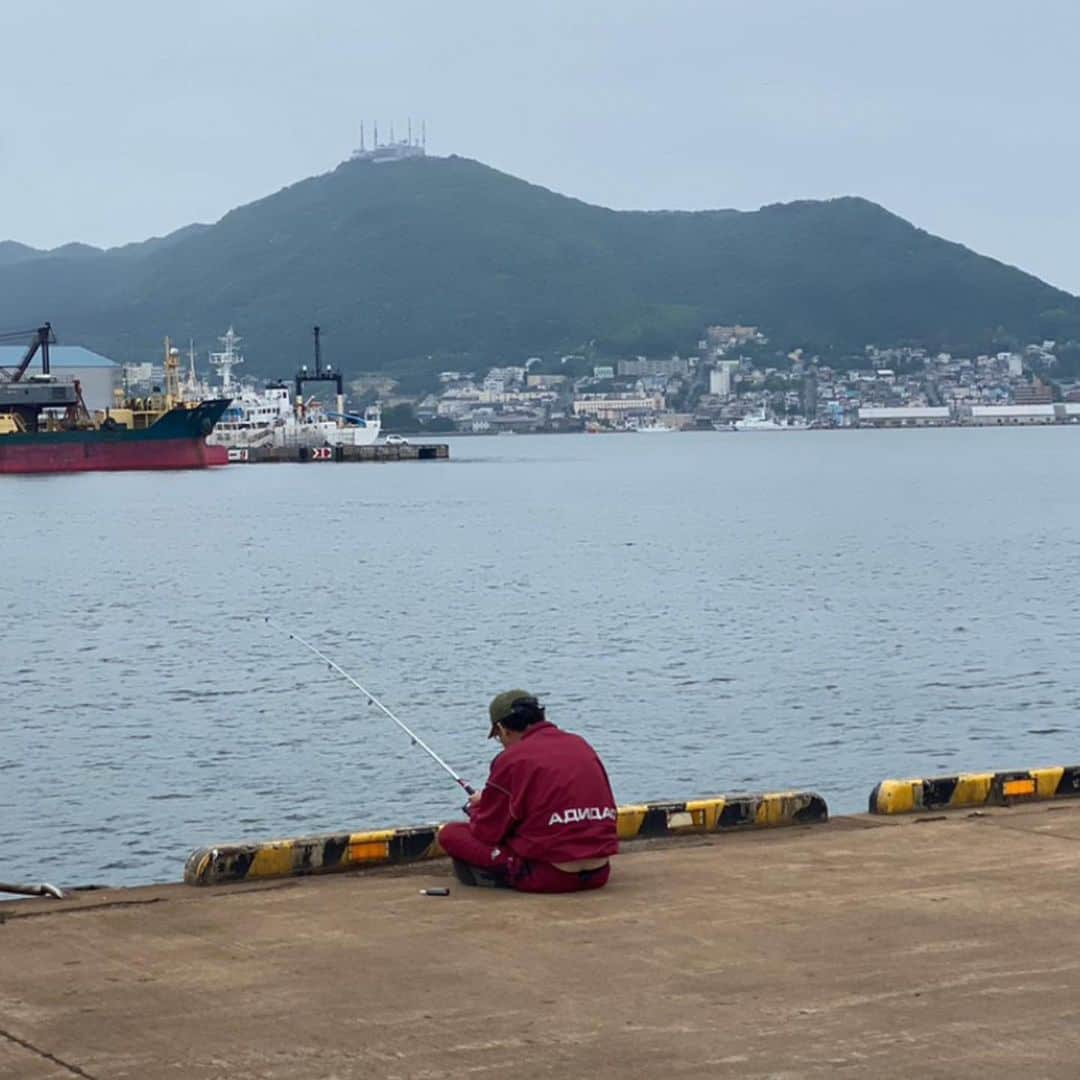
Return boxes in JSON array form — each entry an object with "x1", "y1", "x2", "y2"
[{"x1": 468, "y1": 721, "x2": 618, "y2": 863}]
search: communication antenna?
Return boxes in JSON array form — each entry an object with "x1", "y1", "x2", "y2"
[
  {"x1": 408, "y1": 117, "x2": 412, "y2": 145},
  {"x1": 360, "y1": 120, "x2": 365, "y2": 151},
  {"x1": 422, "y1": 119, "x2": 426, "y2": 149},
  {"x1": 209, "y1": 326, "x2": 243, "y2": 392},
  {"x1": 374, "y1": 120, "x2": 379, "y2": 146}
]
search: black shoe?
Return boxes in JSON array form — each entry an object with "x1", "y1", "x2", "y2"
[
  {"x1": 451, "y1": 859, "x2": 508, "y2": 889},
  {"x1": 452, "y1": 859, "x2": 478, "y2": 886}
]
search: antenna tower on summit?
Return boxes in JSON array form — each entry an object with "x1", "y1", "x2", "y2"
[{"x1": 351, "y1": 119, "x2": 427, "y2": 164}]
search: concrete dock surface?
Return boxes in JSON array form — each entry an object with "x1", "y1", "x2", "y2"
[{"x1": 4, "y1": 801, "x2": 1080, "y2": 1079}]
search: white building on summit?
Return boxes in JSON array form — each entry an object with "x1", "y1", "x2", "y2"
[{"x1": 351, "y1": 120, "x2": 426, "y2": 164}]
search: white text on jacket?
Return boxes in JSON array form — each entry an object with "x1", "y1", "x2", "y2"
[{"x1": 548, "y1": 807, "x2": 617, "y2": 826}]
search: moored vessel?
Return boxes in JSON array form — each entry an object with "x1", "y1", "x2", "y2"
[
  {"x1": 0, "y1": 326, "x2": 230, "y2": 475},
  {"x1": 733, "y1": 407, "x2": 808, "y2": 432},
  {"x1": 204, "y1": 325, "x2": 381, "y2": 451}
]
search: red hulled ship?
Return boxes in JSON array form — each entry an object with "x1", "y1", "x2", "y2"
[{"x1": 0, "y1": 325, "x2": 230, "y2": 475}]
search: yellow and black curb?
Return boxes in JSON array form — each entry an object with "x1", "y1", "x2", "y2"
[
  {"x1": 869, "y1": 765, "x2": 1080, "y2": 815},
  {"x1": 183, "y1": 825, "x2": 442, "y2": 887},
  {"x1": 615, "y1": 791, "x2": 826, "y2": 841},
  {"x1": 184, "y1": 790, "x2": 828, "y2": 886}
]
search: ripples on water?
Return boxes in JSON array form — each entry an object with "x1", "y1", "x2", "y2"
[{"x1": 3, "y1": 429, "x2": 1080, "y2": 886}]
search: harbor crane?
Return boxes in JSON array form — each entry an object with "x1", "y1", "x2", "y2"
[{"x1": 0, "y1": 323, "x2": 56, "y2": 382}]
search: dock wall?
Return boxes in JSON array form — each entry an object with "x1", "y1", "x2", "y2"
[
  {"x1": 184, "y1": 790, "x2": 828, "y2": 886},
  {"x1": 225, "y1": 443, "x2": 449, "y2": 463},
  {"x1": 9, "y1": 798, "x2": 1080, "y2": 1079},
  {"x1": 180, "y1": 760, "x2": 1080, "y2": 886},
  {"x1": 869, "y1": 764, "x2": 1080, "y2": 814}
]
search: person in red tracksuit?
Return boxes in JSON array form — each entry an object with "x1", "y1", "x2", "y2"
[{"x1": 438, "y1": 689, "x2": 618, "y2": 893}]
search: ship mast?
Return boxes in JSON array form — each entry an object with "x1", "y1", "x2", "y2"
[
  {"x1": 163, "y1": 336, "x2": 181, "y2": 406},
  {"x1": 209, "y1": 327, "x2": 244, "y2": 392},
  {"x1": 186, "y1": 339, "x2": 198, "y2": 393}
]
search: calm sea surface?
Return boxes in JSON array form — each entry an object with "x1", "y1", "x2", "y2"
[{"x1": 4, "y1": 429, "x2": 1080, "y2": 887}]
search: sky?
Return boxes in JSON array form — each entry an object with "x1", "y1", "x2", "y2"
[{"x1": 2, "y1": 0, "x2": 1078, "y2": 291}]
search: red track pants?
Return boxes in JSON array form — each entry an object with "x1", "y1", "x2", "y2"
[{"x1": 438, "y1": 822, "x2": 610, "y2": 894}]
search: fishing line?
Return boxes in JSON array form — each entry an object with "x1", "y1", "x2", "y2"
[{"x1": 265, "y1": 618, "x2": 475, "y2": 796}]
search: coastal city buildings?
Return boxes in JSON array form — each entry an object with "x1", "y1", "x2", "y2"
[
  {"x1": 100, "y1": 326, "x2": 1080, "y2": 436},
  {"x1": 373, "y1": 331, "x2": 1080, "y2": 433}
]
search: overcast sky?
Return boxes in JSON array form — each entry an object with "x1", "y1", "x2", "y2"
[{"x1": 2, "y1": 0, "x2": 1077, "y2": 291}]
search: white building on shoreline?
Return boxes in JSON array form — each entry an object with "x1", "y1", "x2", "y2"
[
  {"x1": 858, "y1": 406, "x2": 951, "y2": 427},
  {"x1": 572, "y1": 393, "x2": 665, "y2": 422}
]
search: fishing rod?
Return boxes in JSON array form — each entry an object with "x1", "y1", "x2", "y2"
[{"x1": 266, "y1": 618, "x2": 475, "y2": 796}]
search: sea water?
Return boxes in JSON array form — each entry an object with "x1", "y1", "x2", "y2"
[{"x1": 3, "y1": 428, "x2": 1079, "y2": 886}]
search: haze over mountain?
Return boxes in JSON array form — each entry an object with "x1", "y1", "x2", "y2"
[{"x1": 2, "y1": 155, "x2": 1078, "y2": 384}]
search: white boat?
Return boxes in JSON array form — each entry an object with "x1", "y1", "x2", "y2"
[
  {"x1": 201, "y1": 327, "x2": 382, "y2": 449},
  {"x1": 734, "y1": 410, "x2": 782, "y2": 431},
  {"x1": 734, "y1": 408, "x2": 806, "y2": 432},
  {"x1": 633, "y1": 419, "x2": 676, "y2": 433},
  {"x1": 271, "y1": 400, "x2": 382, "y2": 449}
]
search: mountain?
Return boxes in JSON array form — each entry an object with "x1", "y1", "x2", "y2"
[
  {"x1": 2, "y1": 155, "x2": 1078, "y2": 381},
  {"x1": 108, "y1": 223, "x2": 212, "y2": 261},
  {"x1": 0, "y1": 241, "x2": 42, "y2": 266}
]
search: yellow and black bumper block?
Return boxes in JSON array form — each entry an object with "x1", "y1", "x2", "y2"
[
  {"x1": 869, "y1": 765, "x2": 1080, "y2": 815},
  {"x1": 184, "y1": 790, "x2": 828, "y2": 886},
  {"x1": 614, "y1": 791, "x2": 827, "y2": 841}
]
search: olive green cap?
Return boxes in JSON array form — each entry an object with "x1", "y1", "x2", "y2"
[{"x1": 488, "y1": 689, "x2": 534, "y2": 737}]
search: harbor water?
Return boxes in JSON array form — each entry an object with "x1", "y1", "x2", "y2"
[{"x1": 4, "y1": 428, "x2": 1080, "y2": 887}]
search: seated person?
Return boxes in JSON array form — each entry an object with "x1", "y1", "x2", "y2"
[{"x1": 438, "y1": 690, "x2": 618, "y2": 893}]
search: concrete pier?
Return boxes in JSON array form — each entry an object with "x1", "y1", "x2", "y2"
[
  {"x1": 3, "y1": 801, "x2": 1080, "y2": 1078},
  {"x1": 226, "y1": 442, "x2": 449, "y2": 464}
]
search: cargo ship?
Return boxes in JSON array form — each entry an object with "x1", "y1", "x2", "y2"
[{"x1": 0, "y1": 325, "x2": 230, "y2": 475}]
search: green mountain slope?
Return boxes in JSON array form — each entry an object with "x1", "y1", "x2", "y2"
[
  {"x1": 0, "y1": 241, "x2": 46, "y2": 266},
  {"x1": 1, "y1": 156, "x2": 1077, "y2": 378}
]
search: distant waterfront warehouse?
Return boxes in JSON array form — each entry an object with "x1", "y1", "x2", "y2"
[
  {"x1": 970, "y1": 405, "x2": 1055, "y2": 425},
  {"x1": 0, "y1": 345, "x2": 120, "y2": 413},
  {"x1": 858, "y1": 406, "x2": 951, "y2": 427},
  {"x1": 857, "y1": 403, "x2": 1080, "y2": 427}
]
